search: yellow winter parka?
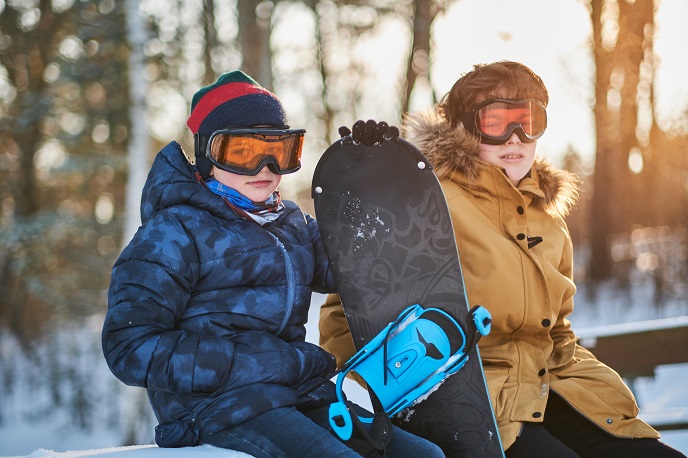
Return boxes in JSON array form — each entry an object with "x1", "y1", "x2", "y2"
[{"x1": 318, "y1": 108, "x2": 659, "y2": 450}]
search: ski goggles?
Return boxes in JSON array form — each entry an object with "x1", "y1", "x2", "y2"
[
  {"x1": 458, "y1": 98, "x2": 547, "y2": 145},
  {"x1": 196, "y1": 128, "x2": 305, "y2": 176}
]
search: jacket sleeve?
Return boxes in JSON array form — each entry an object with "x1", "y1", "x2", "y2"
[
  {"x1": 318, "y1": 293, "x2": 356, "y2": 368},
  {"x1": 102, "y1": 214, "x2": 302, "y2": 394},
  {"x1": 318, "y1": 294, "x2": 368, "y2": 387},
  {"x1": 306, "y1": 214, "x2": 337, "y2": 293}
]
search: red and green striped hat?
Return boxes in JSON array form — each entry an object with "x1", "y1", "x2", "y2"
[{"x1": 187, "y1": 71, "x2": 288, "y2": 135}]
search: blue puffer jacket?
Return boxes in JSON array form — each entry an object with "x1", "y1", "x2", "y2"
[{"x1": 102, "y1": 141, "x2": 338, "y2": 447}]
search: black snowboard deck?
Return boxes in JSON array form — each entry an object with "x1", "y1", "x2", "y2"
[{"x1": 312, "y1": 137, "x2": 504, "y2": 457}]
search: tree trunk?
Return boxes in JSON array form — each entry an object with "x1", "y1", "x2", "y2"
[
  {"x1": 0, "y1": 0, "x2": 57, "y2": 217},
  {"x1": 587, "y1": 0, "x2": 655, "y2": 282},
  {"x1": 616, "y1": 0, "x2": 653, "y2": 224},
  {"x1": 588, "y1": 0, "x2": 614, "y2": 280},
  {"x1": 310, "y1": 0, "x2": 334, "y2": 143},
  {"x1": 123, "y1": 0, "x2": 151, "y2": 248},
  {"x1": 202, "y1": 0, "x2": 218, "y2": 85},
  {"x1": 401, "y1": 0, "x2": 434, "y2": 116},
  {"x1": 237, "y1": 0, "x2": 273, "y2": 90}
]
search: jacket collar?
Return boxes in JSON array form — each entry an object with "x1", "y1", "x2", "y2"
[
  {"x1": 403, "y1": 107, "x2": 580, "y2": 219},
  {"x1": 140, "y1": 141, "x2": 242, "y2": 224}
]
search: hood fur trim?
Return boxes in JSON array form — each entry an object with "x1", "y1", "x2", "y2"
[
  {"x1": 403, "y1": 108, "x2": 580, "y2": 218},
  {"x1": 403, "y1": 108, "x2": 483, "y2": 182}
]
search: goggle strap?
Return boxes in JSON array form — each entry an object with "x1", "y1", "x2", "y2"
[{"x1": 194, "y1": 133, "x2": 211, "y2": 158}]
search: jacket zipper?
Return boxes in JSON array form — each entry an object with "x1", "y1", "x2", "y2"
[{"x1": 267, "y1": 232, "x2": 296, "y2": 336}]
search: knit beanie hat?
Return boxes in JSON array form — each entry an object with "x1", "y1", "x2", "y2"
[
  {"x1": 188, "y1": 71, "x2": 288, "y2": 135},
  {"x1": 188, "y1": 71, "x2": 288, "y2": 177}
]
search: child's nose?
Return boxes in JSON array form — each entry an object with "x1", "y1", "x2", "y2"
[
  {"x1": 258, "y1": 165, "x2": 276, "y2": 175},
  {"x1": 505, "y1": 132, "x2": 521, "y2": 144}
]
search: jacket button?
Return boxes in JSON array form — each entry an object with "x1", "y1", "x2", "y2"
[
  {"x1": 516, "y1": 233, "x2": 526, "y2": 240},
  {"x1": 542, "y1": 319, "x2": 551, "y2": 327},
  {"x1": 532, "y1": 412, "x2": 542, "y2": 418},
  {"x1": 606, "y1": 418, "x2": 613, "y2": 424},
  {"x1": 517, "y1": 206, "x2": 525, "y2": 215},
  {"x1": 538, "y1": 369, "x2": 547, "y2": 376}
]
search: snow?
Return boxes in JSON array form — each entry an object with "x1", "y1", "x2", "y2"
[
  {"x1": 2, "y1": 291, "x2": 687, "y2": 457},
  {"x1": 576, "y1": 315, "x2": 688, "y2": 339},
  {"x1": 19, "y1": 445, "x2": 250, "y2": 457}
]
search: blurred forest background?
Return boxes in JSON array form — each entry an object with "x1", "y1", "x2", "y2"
[{"x1": 0, "y1": 0, "x2": 687, "y2": 452}]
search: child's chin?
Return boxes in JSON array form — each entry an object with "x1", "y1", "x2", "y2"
[{"x1": 248, "y1": 191, "x2": 276, "y2": 202}]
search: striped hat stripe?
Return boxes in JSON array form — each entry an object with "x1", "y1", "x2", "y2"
[{"x1": 187, "y1": 82, "x2": 273, "y2": 133}]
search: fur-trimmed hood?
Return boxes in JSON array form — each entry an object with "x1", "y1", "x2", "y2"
[{"x1": 403, "y1": 107, "x2": 580, "y2": 218}]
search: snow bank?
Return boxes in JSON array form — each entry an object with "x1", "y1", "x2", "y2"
[{"x1": 21, "y1": 445, "x2": 251, "y2": 458}]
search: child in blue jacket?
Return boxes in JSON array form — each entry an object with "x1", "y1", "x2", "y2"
[{"x1": 102, "y1": 71, "x2": 444, "y2": 458}]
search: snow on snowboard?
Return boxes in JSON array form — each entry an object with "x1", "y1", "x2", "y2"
[{"x1": 312, "y1": 135, "x2": 505, "y2": 457}]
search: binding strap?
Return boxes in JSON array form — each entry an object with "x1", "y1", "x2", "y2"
[{"x1": 336, "y1": 399, "x2": 392, "y2": 457}]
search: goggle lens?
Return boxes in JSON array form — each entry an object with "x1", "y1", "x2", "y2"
[
  {"x1": 207, "y1": 129, "x2": 305, "y2": 175},
  {"x1": 461, "y1": 99, "x2": 547, "y2": 144}
]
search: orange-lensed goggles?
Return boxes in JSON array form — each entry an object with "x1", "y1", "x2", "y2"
[
  {"x1": 202, "y1": 128, "x2": 305, "y2": 176},
  {"x1": 459, "y1": 98, "x2": 547, "y2": 145}
]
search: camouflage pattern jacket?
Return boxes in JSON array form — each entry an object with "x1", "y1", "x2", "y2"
[{"x1": 102, "y1": 141, "x2": 337, "y2": 447}]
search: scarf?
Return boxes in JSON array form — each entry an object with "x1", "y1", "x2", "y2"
[{"x1": 204, "y1": 177, "x2": 284, "y2": 225}]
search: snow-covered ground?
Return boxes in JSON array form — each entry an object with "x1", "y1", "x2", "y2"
[
  {"x1": 1, "y1": 289, "x2": 687, "y2": 457},
  {"x1": 18, "y1": 445, "x2": 250, "y2": 458}
]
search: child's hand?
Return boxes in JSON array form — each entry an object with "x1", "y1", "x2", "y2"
[
  {"x1": 338, "y1": 120, "x2": 400, "y2": 146},
  {"x1": 223, "y1": 333, "x2": 335, "y2": 391},
  {"x1": 225, "y1": 331, "x2": 304, "y2": 389},
  {"x1": 291, "y1": 341, "x2": 336, "y2": 385}
]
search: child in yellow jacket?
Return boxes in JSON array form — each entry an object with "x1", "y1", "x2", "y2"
[{"x1": 319, "y1": 61, "x2": 685, "y2": 457}]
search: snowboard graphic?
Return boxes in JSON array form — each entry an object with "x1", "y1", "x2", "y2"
[{"x1": 312, "y1": 136, "x2": 505, "y2": 457}]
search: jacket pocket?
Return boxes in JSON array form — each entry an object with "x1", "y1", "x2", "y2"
[{"x1": 483, "y1": 357, "x2": 515, "y2": 423}]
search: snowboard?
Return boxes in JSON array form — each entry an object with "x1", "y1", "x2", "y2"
[{"x1": 312, "y1": 136, "x2": 505, "y2": 457}]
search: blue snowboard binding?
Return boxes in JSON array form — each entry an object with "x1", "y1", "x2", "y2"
[{"x1": 327, "y1": 304, "x2": 492, "y2": 441}]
